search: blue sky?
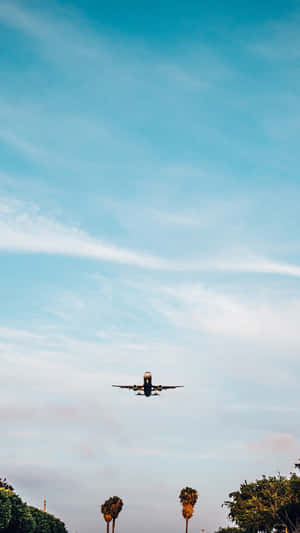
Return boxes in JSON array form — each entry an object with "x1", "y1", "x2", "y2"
[{"x1": 1, "y1": 1, "x2": 300, "y2": 532}]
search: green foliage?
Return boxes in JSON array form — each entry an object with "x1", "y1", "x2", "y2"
[
  {"x1": 29, "y1": 507, "x2": 51, "y2": 533},
  {"x1": 29, "y1": 507, "x2": 67, "y2": 533},
  {"x1": 0, "y1": 490, "x2": 12, "y2": 531},
  {"x1": 223, "y1": 471, "x2": 300, "y2": 533},
  {"x1": 20, "y1": 506, "x2": 36, "y2": 533},
  {"x1": 6, "y1": 492, "x2": 29, "y2": 533},
  {"x1": 0, "y1": 487, "x2": 67, "y2": 533}
]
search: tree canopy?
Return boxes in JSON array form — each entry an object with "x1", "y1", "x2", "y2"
[
  {"x1": 101, "y1": 496, "x2": 123, "y2": 533},
  {"x1": 179, "y1": 487, "x2": 198, "y2": 506},
  {"x1": 0, "y1": 479, "x2": 14, "y2": 492},
  {"x1": 223, "y1": 462, "x2": 300, "y2": 533},
  {"x1": 0, "y1": 487, "x2": 68, "y2": 533},
  {"x1": 179, "y1": 486, "x2": 198, "y2": 533}
]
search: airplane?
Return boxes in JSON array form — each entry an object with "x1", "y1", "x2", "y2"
[{"x1": 112, "y1": 371, "x2": 184, "y2": 397}]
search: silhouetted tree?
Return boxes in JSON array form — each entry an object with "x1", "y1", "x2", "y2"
[
  {"x1": 179, "y1": 487, "x2": 198, "y2": 533},
  {"x1": 101, "y1": 500, "x2": 113, "y2": 533},
  {"x1": 0, "y1": 477, "x2": 14, "y2": 491},
  {"x1": 108, "y1": 496, "x2": 123, "y2": 533}
]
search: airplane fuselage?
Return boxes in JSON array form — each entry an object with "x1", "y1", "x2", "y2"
[{"x1": 144, "y1": 371, "x2": 152, "y2": 396}]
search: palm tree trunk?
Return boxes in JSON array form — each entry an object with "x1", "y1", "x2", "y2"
[
  {"x1": 107, "y1": 522, "x2": 110, "y2": 533},
  {"x1": 112, "y1": 518, "x2": 116, "y2": 533},
  {"x1": 186, "y1": 518, "x2": 188, "y2": 533}
]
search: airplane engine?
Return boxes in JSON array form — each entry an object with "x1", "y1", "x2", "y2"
[
  {"x1": 157, "y1": 385, "x2": 163, "y2": 391},
  {"x1": 133, "y1": 385, "x2": 138, "y2": 391}
]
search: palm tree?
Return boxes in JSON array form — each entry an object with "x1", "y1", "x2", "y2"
[
  {"x1": 101, "y1": 500, "x2": 113, "y2": 533},
  {"x1": 179, "y1": 487, "x2": 198, "y2": 533},
  {"x1": 109, "y1": 496, "x2": 123, "y2": 533},
  {"x1": 182, "y1": 504, "x2": 194, "y2": 533}
]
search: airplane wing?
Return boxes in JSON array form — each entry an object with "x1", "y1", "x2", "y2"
[
  {"x1": 152, "y1": 385, "x2": 184, "y2": 390},
  {"x1": 112, "y1": 385, "x2": 143, "y2": 390}
]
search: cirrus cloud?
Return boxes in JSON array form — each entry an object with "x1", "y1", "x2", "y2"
[{"x1": 1, "y1": 196, "x2": 300, "y2": 276}]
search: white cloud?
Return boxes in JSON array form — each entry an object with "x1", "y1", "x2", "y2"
[
  {"x1": 1, "y1": 196, "x2": 300, "y2": 276},
  {"x1": 0, "y1": 324, "x2": 186, "y2": 398},
  {"x1": 0, "y1": 327, "x2": 44, "y2": 341},
  {"x1": 153, "y1": 282, "x2": 300, "y2": 346},
  {"x1": 0, "y1": 196, "x2": 172, "y2": 269},
  {"x1": 0, "y1": 1, "x2": 101, "y2": 61},
  {"x1": 0, "y1": 0, "x2": 230, "y2": 100},
  {"x1": 0, "y1": 1, "x2": 51, "y2": 39},
  {"x1": 0, "y1": 128, "x2": 47, "y2": 159}
]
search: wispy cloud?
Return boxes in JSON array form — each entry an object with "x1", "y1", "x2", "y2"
[
  {"x1": 0, "y1": 128, "x2": 47, "y2": 160},
  {"x1": 0, "y1": 1, "x2": 101, "y2": 61},
  {"x1": 152, "y1": 282, "x2": 300, "y2": 346},
  {"x1": 0, "y1": 327, "x2": 44, "y2": 341},
  {"x1": 0, "y1": 197, "x2": 172, "y2": 269},
  {"x1": 0, "y1": 0, "x2": 229, "y2": 95},
  {"x1": 1, "y1": 196, "x2": 300, "y2": 276}
]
